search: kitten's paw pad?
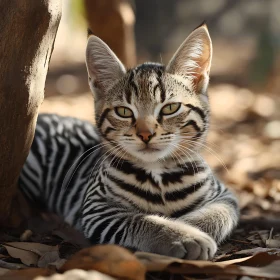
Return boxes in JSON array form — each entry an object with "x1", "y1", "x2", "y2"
[
  {"x1": 168, "y1": 241, "x2": 188, "y2": 259},
  {"x1": 169, "y1": 234, "x2": 217, "y2": 260},
  {"x1": 182, "y1": 235, "x2": 217, "y2": 260}
]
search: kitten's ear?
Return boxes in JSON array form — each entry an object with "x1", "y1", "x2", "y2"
[
  {"x1": 86, "y1": 35, "x2": 126, "y2": 95},
  {"x1": 166, "y1": 23, "x2": 212, "y2": 93}
]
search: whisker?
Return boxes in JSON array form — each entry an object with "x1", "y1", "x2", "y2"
[
  {"x1": 170, "y1": 143, "x2": 198, "y2": 173},
  {"x1": 179, "y1": 134, "x2": 222, "y2": 150},
  {"x1": 62, "y1": 142, "x2": 110, "y2": 191},
  {"x1": 86, "y1": 144, "x2": 120, "y2": 187},
  {"x1": 92, "y1": 144, "x2": 124, "y2": 185},
  {"x1": 184, "y1": 141, "x2": 229, "y2": 173},
  {"x1": 101, "y1": 146, "x2": 123, "y2": 186},
  {"x1": 181, "y1": 145, "x2": 217, "y2": 184}
]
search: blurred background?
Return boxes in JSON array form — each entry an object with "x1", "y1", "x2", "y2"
[{"x1": 41, "y1": 0, "x2": 280, "y2": 220}]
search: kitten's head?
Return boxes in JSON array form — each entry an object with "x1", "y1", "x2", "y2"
[{"x1": 86, "y1": 24, "x2": 212, "y2": 163}]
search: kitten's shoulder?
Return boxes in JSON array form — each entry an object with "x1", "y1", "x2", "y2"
[{"x1": 36, "y1": 114, "x2": 100, "y2": 141}]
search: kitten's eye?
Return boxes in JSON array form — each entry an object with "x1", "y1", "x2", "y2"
[
  {"x1": 161, "y1": 103, "x2": 181, "y2": 115},
  {"x1": 115, "y1": 107, "x2": 133, "y2": 118}
]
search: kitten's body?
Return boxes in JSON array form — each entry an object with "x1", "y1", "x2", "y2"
[{"x1": 19, "y1": 25, "x2": 239, "y2": 260}]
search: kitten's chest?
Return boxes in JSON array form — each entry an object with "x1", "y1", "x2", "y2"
[{"x1": 104, "y1": 166, "x2": 209, "y2": 217}]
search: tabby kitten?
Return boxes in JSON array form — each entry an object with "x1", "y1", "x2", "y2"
[{"x1": 19, "y1": 24, "x2": 239, "y2": 260}]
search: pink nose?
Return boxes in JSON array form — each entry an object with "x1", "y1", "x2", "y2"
[{"x1": 137, "y1": 131, "x2": 155, "y2": 143}]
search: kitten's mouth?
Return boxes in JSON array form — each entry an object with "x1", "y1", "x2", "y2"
[{"x1": 138, "y1": 147, "x2": 160, "y2": 153}]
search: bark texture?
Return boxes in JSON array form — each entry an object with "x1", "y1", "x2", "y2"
[
  {"x1": 84, "y1": 0, "x2": 136, "y2": 68},
  {"x1": 0, "y1": 0, "x2": 62, "y2": 227}
]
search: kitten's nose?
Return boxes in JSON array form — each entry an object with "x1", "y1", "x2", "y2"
[
  {"x1": 136, "y1": 118, "x2": 155, "y2": 143},
  {"x1": 137, "y1": 131, "x2": 155, "y2": 143}
]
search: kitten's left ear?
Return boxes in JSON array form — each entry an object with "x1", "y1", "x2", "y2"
[
  {"x1": 86, "y1": 35, "x2": 126, "y2": 95},
  {"x1": 166, "y1": 23, "x2": 212, "y2": 93}
]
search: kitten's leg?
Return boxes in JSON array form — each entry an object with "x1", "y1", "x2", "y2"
[
  {"x1": 177, "y1": 188, "x2": 239, "y2": 245},
  {"x1": 82, "y1": 203, "x2": 216, "y2": 260}
]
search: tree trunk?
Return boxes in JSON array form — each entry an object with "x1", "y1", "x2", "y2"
[
  {"x1": 0, "y1": 0, "x2": 62, "y2": 227},
  {"x1": 84, "y1": 0, "x2": 136, "y2": 68}
]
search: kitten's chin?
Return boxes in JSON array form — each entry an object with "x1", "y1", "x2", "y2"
[{"x1": 127, "y1": 148, "x2": 170, "y2": 163}]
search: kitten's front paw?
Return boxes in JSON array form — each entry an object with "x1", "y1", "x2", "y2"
[
  {"x1": 169, "y1": 232, "x2": 217, "y2": 260},
  {"x1": 144, "y1": 216, "x2": 217, "y2": 260}
]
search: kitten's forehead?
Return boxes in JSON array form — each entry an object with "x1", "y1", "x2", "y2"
[
  {"x1": 108, "y1": 62, "x2": 195, "y2": 110},
  {"x1": 131, "y1": 63, "x2": 195, "y2": 105},
  {"x1": 130, "y1": 63, "x2": 165, "y2": 104}
]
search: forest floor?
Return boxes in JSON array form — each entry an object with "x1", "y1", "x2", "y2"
[{"x1": 1, "y1": 84, "x2": 280, "y2": 279}]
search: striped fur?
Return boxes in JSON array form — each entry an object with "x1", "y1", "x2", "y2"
[{"x1": 19, "y1": 24, "x2": 239, "y2": 260}]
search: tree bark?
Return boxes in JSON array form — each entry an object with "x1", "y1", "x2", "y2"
[
  {"x1": 0, "y1": 0, "x2": 62, "y2": 227},
  {"x1": 84, "y1": 0, "x2": 136, "y2": 68}
]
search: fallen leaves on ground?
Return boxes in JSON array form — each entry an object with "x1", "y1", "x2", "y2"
[
  {"x1": 3, "y1": 244, "x2": 38, "y2": 266},
  {"x1": 0, "y1": 239, "x2": 66, "y2": 279},
  {"x1": 136, "y1": 251, "x2": 280, "y2": 279},
  {"x1": 1, "y1": 242, "x2": 63, "y2": 268},
  {"x1": 247, "y1": 228, "x2": 280, "y2": 248},
  {"x1": 60, "y1": 245, "x2": 146, "y2": 280},
  {"x1": 2, "y1": 241, "x2": 280, "y2": 279}
]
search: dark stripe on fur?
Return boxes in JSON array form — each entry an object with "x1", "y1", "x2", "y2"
[
  {"x1": 110, "y1": 157, "x2": 159, "y2": 187},
  {"x1": 102, "y1": 217, "x2": 125, "y2": 243},
  {"x1": 108, "y1": 174, "x2": 164, "y2": 204},
  {"x1": 103, "y1": 127, "x2": 116, "y2": 137},
  {"x1": 98, "y1": 108, "x2": 111, "y2": 128},
  {"x1": 180, "y1": 120, "x2": 201, "y2": 132},
  {"x1": 170, "y1": 196, "x2": 205, "y2": 218},
  {"x1": 130, "y1": 72, "x2": 139, "y2": 98},
  {"x1": 185, "y1": 104, "x2": 206, "y2": 122},
  {"x1": 161, "y1": 163, "x2": 205, "y2": 186},
  {"x1": 165, "y1": 177, "x2": 210, "y2": 201},
  {"x1": 89, "y1": 214, "x2": 118, "y2": 244},
  {"x1": 125, "y1": 71, "x2": 137, "y2": 103},
  {"x1": 155, "y1": 68, "x2": 166, "y2": 102}
]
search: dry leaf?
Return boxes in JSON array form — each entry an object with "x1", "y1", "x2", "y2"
[
  {"x1": 38, "y1": 251, "x2": 61, "y2": 268},
  {"x1": 266, "y1": 228, "x2": 280, "y2": 248},
  {"x1": 2, "y1": 242, "x2": 59, "y2": 268},
  {"x1": 135, "y1": 252, "x2": 186, "y2": 271},
  {"x1": 251, "y1": 239, "x2": 263, "y2": 246},
  {"x1": 5, "y1": 242, "x2": 57, "y2": 256},
  {"x1": 233, "y1": 247, "x2": 280, "y2": 255},
  {"x1": 61, "y1": 245, "x2": 146, "y2": 280},
  {"x1": 3, "y1": 244, "x2": 39, "y2": 266},
  {"x1": 217, "y1": 243, "x2": 236, "y2": 256},
  {"x1": 135, "y1": 251, "x2": 280, "y2": 278},
  {"x1": 217, "y1": 256, "x2": 254, "y2": 265},
  {"x1": 236, "y1": 261, "x2": 280, "y2": 279},
  {"x1": 247, "y1": 229, "x2": 280, "y2": 249},
  {"x1": 266, "y1": 239, "x2": 280, "y2": 248},
  {"x1": 48, "y1": 258, "x2": 66, "y2": 270},
  {"x1": 233, "y1": 252, "x2": 280, "y2": 266}
]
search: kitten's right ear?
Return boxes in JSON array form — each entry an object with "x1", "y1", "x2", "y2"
[
  {"x1": 166, "y1": 23, "x2": 212, "y2": 94},
  {"x1": 86, "y1": 36, "x2": 126, "y2": 95}
]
